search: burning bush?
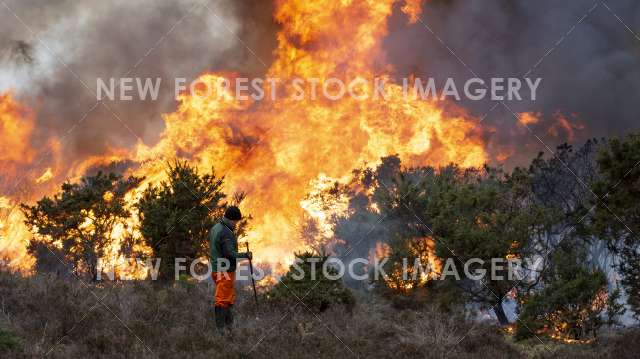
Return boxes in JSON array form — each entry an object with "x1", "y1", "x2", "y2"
[
  {"x1": 360, "y1": 162, "x2": 559, "y2": 324},
  {"x1": 377, "y1": 236, "x2": 441, "y2": 293},
  {"x1": 267, "y1": 252, "x2": 355, "y2": 313},
  {"x1": 373, "y1": 235, "x2": 467, "y2": 312},
  {"x1": 591, "y1": 132, "x2": 640, "y2": 319},
  {"x1": 21, "y1": 172, "x2": 142, "y2": 281},
  {"x1": 515, "y1": 245, "x2": 609, "y2": 341}
]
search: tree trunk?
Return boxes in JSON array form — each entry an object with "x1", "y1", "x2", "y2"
[{"x1": 494, "y1": 301, "x2": 509, "y2": 326}]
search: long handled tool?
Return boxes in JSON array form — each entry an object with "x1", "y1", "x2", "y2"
[{"x1": 245, "y1": 242, "x2": 259, "y2": 306}]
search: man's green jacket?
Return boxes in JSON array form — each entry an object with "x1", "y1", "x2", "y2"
[{"x1": 209, "y1": 217, "x2": 249, "y2": 272}]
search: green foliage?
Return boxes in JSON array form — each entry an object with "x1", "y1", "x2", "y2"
[
  {"x1": 527, "y1": 141, "x2": 601, "y2": 223},
  {"x1": 591, "y1": 133, "x2": 640, "y2": 317},
  {"x1": 21, "y1": 171, "x2": 142, "y2": 280},
  {"x1": 0, "y1": 327, "x2": 20, "y2": 352},
  {"x1": 515, "y1": 245, "x2": 608, "y2": 341},
  {"x1": 605, "y1": 288, "x2": 626, "y2": 327},
  {"x1": 337, "y1": 158, "x2": 561, "y2": 323},
  {"x1": 367, "y1": 163, "x2": 458, "y2": 289},
  {"x1": 428, "y1": 166, "x2": 559, "y2": 324},
  {"x1": 377, "y1": 234, "x2": 455, "y2": 311},
  {"x1": 135, "y1": 161, "x2": 226, "y2": 280},
  {"x1": 268, "y1": 252, "x2": 355, "y2": 312}
]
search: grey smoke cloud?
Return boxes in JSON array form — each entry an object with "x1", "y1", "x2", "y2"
[
  {"x1": 0, "y1": 0, "x2": 277, "y2": 172},
  {"x1": 384, "y1": 0, "x2": 640, "y2": 167}
]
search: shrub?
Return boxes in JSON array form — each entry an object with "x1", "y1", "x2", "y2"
[
  {"x1": 591, "y1": 133, "x2": 640, "y2": 318},
  {"x1": 267, "y1": 252, "x2": 355, "y2": 312},
  {"x1": 135, "y1": 160, "x2": 227, "y2": 281},
  {"x1": 515, "y1": 245, "x2": 608, "y2": 341},
  {"x1": 21, "y1": 171, "x2": 142, "y2": 280},
  {"x1": 0, "y1": 327, "x2": 20, "y2": 352}
]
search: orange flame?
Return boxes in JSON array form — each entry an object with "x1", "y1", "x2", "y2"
[
  {"x1": 0, "y1": 93, "x2": 35, "y2": 173},
  {"x1": 401, "y1": 0, "x2": 424, "y2": 23},
  {"x1": 2, "y1": 0, "x2": 487, "y2": 272},
  {"x1": 518, "y1": 112, "x2": 540, "y2": 126},
  {"x1": 131, "y1": 0, "x2": 486, "y2": 265},
  {"x1": 0, "y1": 94, "x2": 37, "y2": 271},
  {"x1": 548, "y1": 112, "x2": 584, "y2": 142}
]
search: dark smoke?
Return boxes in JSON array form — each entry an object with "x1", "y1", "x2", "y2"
[
  {"x1": 384, "y1": 0, "x2": 640, "y2": 168},
  {"x1": 0, "y1": 0, "x2": 278, "y2": 173}
]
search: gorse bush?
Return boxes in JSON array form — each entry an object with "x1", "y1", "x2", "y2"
[
  {"x1": 0, "y1": 327, "x2": 20, "y2": 352},
  {"x1": 135, "y1": 160, "x2": 227, "y2": 281},
  {"x1": 515, "y1": 245, "x2": 608, "y2": 341},
  {"x1": 591, "y1": 133, "x2": 640, "y2": 318},
  {"x1": 268, "y1": 251, "x2": 355, "y2": 313},
  {"x1": 21, "y1": 172, "x2": 142, "y2": 281},
  {"x1": 361, "y1": 162, "x2": 559, "y2": 325}
]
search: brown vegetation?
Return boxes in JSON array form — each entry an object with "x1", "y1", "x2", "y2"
[{"x1": 0, "y1": 270, "x2": 637, "y2": 358}]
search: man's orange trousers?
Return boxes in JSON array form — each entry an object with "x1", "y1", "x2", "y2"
[{"x1": 212, "y1": 271, "x2": 236, "y2": 308}]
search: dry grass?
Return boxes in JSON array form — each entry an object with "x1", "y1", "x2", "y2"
[{"x1": 0, "y1": 271, "x2": 636, "y2": 358}]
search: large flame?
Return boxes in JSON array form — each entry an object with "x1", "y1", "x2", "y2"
[
  {"x1": 0, "y1": 93, "x2": 36, "y2": 270},
  {"x1": 130, "y1": 0, "x2": 486, "y2": 265},
  {"x1": 1, "y1": 0, "x2": 486, "y2": 271}
]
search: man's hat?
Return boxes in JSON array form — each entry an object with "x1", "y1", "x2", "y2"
[{"x1": 224, "y1": 206, "x2": 242, "y2": 221}]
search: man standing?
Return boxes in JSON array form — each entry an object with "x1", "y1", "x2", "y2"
[{"x1": 209, "y1": 206, "x2": 252, "y2": 334}]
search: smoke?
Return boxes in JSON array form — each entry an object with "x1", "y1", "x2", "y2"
[
  {"x1": 384, "y1": 0, "x2": 640, "y2": 167},
  {"x1": 0, "y1": 0, "x2": 277, "y2": 168}
]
